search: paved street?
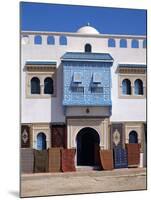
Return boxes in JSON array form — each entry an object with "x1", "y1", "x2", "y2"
[{"x1": 21, "y1": 168, "x2": 146, "y2": 197}]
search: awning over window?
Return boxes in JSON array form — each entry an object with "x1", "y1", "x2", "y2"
[
  {"x1": 25, "y1": 61, "x2": 57, "y2": 71},
  {"x1": 116, "y1": 63, "x2": 146, "y2": 74},
  {"x1": 61, "y1": 52, "x2": 113, "y2": 62}
]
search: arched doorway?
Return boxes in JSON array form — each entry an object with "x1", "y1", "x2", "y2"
[
  {"x1": 129, "y1": 130, "x2": 138, "y2": 144},
  {"x1": 76, "y1": 127, "x2": 100, "y2": 166},
  {"x1": 37, "y1": 132, "x2": 46, "y2": 150}
]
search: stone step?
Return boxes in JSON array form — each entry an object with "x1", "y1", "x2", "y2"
[{"x1": 76, "y1": 166, "x2": 99, "y2": 171}]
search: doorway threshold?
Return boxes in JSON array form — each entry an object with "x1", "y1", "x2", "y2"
[{"x1": 76, "y1": 166, "x2": 100, "y2": 171}]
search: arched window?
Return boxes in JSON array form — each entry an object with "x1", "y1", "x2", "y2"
[
  {"x1": 37, "y1": 132, "x2": 46, "y2": 150},
  {"x1": 134, "y1": 79, "x2": 143, "y2": 95},
  {"x1": 129, "y1": 131, "x2": 138, "y2": 144},
  {"x1": 34, "y1": 35, "x2": 42, "y2": 45},
  {"x1": 59, "y1": 35, "x2": 67, "y2": 45},
  {"x1": 131, "y1": 39, "x2": 139, "y2": 48},
  {"x1": 44, "y1": 77, "x2": 53, "y2": 94},
  {"x1": 47, "y1": 35, "x2": 55, "y2": 45},
  {"x1": 122, "y1": 79, "x2": 131, "y2": 95},
  {"x1": 120, "y1": 39, "x2": 127, "y2": 48},
  {"x1": 108, "y1": 38, "x2": 116, "y2": 47},
  {"x1": 143, "y1": 39, "x2": 147, "y2": 48},
  {"x1": 31, "y1": 77, "x2": 40, "y2": 94},
  {"x1": 85, "y1": 43, "x2": 92, "y2": 52}
]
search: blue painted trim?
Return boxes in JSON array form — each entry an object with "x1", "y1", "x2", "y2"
[
  {"x1": 61, "y1": 52, "x2": 114, "y2": 61},
  {"x1": 118, "y1": 64, "x2": 146, "y2": 68},
  {"x1": 26, "y1": 61, "x2": 57, "y2": 65}
]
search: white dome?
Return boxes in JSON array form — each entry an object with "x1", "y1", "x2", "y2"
[{"x1": 77, "y1": 23, "x2": 100, "y2": 35}]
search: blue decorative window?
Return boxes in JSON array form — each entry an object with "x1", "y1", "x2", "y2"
[
  {"x1": 131, "y1": 39, "x2": 139, "y2": 48},
  {"x1": 31, "y1": 77, "x2": 40, "y2": 94},
  {"x1": 91, "y1": 87, "x2": 103, "y2": 93},
  {"x1": 44, "y1": 77, "x2": 53, "y2": 94},
  {"x1": 72, "y1": 87, "x2": 84, "y2": 93},
  {"x1": 37, "y1": 132, "x2": 46, "y2": 150},
  {"x1": 85, "y1": 44, "x2": 92, "y2": 52},
  {"x1": 108, "y1": 38, "x2": 116, "y2": 47},
  {"x1": 47, "y1": 35, "x2": 55, "y2": 45},
  {"x1": 143, "y1": 39, "x2": 147, "y2": 48},
  {"x1": 59, "y1": 35, "x2": 67, "y2": 45},
  {"x1": 91, "y1": 73, "x2": 102, "y2": 93},
  {"x1": 134, "y1": 79, "x2": 143, "y2": 95},
  {"x1": 120, "y1": 39, "x2": 127, "y2": 48},
  {"x1": 129, "y1": 131, "x2": 138, "y2": 144},
  {"x1": 72, "y1": 72, "x2": 83, "y2": 93},
  {"x1": 34, "y1": 35, "x2": 42, "y2": 45},
  {"x1": 122, "y1": 79, "x2": 131, "y2": 95}
]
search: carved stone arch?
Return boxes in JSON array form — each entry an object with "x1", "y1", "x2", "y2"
[{"x1": 73, "y1": 126, "x2": 101, "y2": 147}]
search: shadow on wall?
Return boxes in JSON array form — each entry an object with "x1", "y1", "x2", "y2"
[
  {"x1": 50, "y1": 62, "x2": 67, "y2": 149},
  {"x1": 9, "y1": 190, "x2": 19, "y2": 197},
  {"x1": 50, "y1": 63, "x2": 64, "y2": 123}
]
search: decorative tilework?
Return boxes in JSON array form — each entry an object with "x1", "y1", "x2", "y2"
[{"x1": 62, "y1": 60, "x2": 113, "y2": 106}]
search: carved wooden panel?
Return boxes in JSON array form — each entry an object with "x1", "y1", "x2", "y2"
[{"x1": 51, "y1": 125, "x2": 67, "y2": 148}]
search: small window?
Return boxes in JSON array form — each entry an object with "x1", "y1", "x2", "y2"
[
  {"x1": 131, "y1": 39, "x2": 139, "y2": 48},
  {"x1": 34, "y1": 35, "x2": 42, "y2": 45},
  {"x1": 72, "y1": 87, "x2": 84, "y2": 93},
  {"x1": 93, "y1": 72, "x2": 101, "y2": 83},
  {"x1": 120, "y1": 39, "x2": 127, "y2": 48},
  {"x1": 129, "y1": 131, "x2": 138, "y2": 144},
  {"x1": 122, "y1": 79, "x2": 131, "y2": 95},
  {"x1": 73, "y1": 72, "x2": 82, "y2": 83},
  {"x1": 143, "y1": 39, "x2": 147, "y2": 48},
  {"x1": 59, "y1": 35, "x2": 67, "y2": 45},
  {"x1": 31, "y1": 77, "x2": 40, "y2": 94},
  {"x1": 44, "y1": 77, "x2": 53, "y2": 94},
  {"x1": 85, "y1": 44, "x2": 92, "y2": 52},
  {"x1": 47, "y1": 35, "x2": 55, "y2": 45},
  {"x1": 134, "y1": 79, "x2": 143, "y2": 95},
  {"x1": 108, "y1": 38, "x2": 116, "y2": 47},
  {"x1": 37, "y1": 132, "x2": 46, "y2": 150},
  {"x1": 91, "y1": 87, "x2": 103, "y2": 93}
]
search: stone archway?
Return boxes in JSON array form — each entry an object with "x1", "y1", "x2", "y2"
[
  {"x1": 37, "y1": 132, "x2": 47, "y2": 150},
  {"x1": 76, "y1": 127, "x2": 100, "y2": 166}
]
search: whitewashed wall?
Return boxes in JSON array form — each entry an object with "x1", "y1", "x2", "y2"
[{"x1": 21, "y1": 32, "x2": 146, "y2": 123}]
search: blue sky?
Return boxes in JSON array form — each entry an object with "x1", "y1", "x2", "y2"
[{"x1": 20, "y1": 2, "x2": 147, "y2": 35}]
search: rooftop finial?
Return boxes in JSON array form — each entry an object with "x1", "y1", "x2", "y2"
[{"x1": 87, "y1": 22, "x2": 90, "y2": 26}]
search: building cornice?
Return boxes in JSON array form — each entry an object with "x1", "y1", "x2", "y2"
[{"x1": 21, "y1": 30, "x2": 146, "y2": 39}]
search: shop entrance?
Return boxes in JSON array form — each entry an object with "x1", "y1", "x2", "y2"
[{"x1": 76, "y1": 127, "x2": 100, "y2": 166}]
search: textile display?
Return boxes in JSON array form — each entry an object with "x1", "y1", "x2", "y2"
[
  {"x1": 21, "y1": 148, "x2": 34, "y2": 173},
  {"x1": 48, "y1": 148, "x2": 62, "y2": 172},
  {"x1": 100, "y1": 150, "x2": 114, "y2": 170},
  {"x1": 34, "y1": 149, "x2": 48, "y2": 173},
  {"x1": 61, "y1": 149, "x2": 76, "y2": 172}
]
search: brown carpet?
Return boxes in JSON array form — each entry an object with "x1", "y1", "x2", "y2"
[
  {"x1": 61, "y1": 149, "x2": 76, "y2": 172},
  {"x1": 100, "y1": 150, "x2": 113, "y2": 170},
  {"x1": 125, "y1": 144, "x2": 140, "y2": 166},
  {"x1": 48, "y1": 148, "x2": 62, "y2": 172}
]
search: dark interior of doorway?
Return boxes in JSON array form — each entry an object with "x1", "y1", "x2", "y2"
[{"x1": 76, "y1": 127, "x2": 100, "y2": 166}]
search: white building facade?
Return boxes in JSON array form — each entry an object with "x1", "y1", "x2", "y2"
[{"x1": 21, "y1": 24, "x2": 146, "y2": 167}]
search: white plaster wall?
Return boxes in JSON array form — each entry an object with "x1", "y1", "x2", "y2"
[{"x1": 21, "y1": 33, "x2": 146, "y2": 123}]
